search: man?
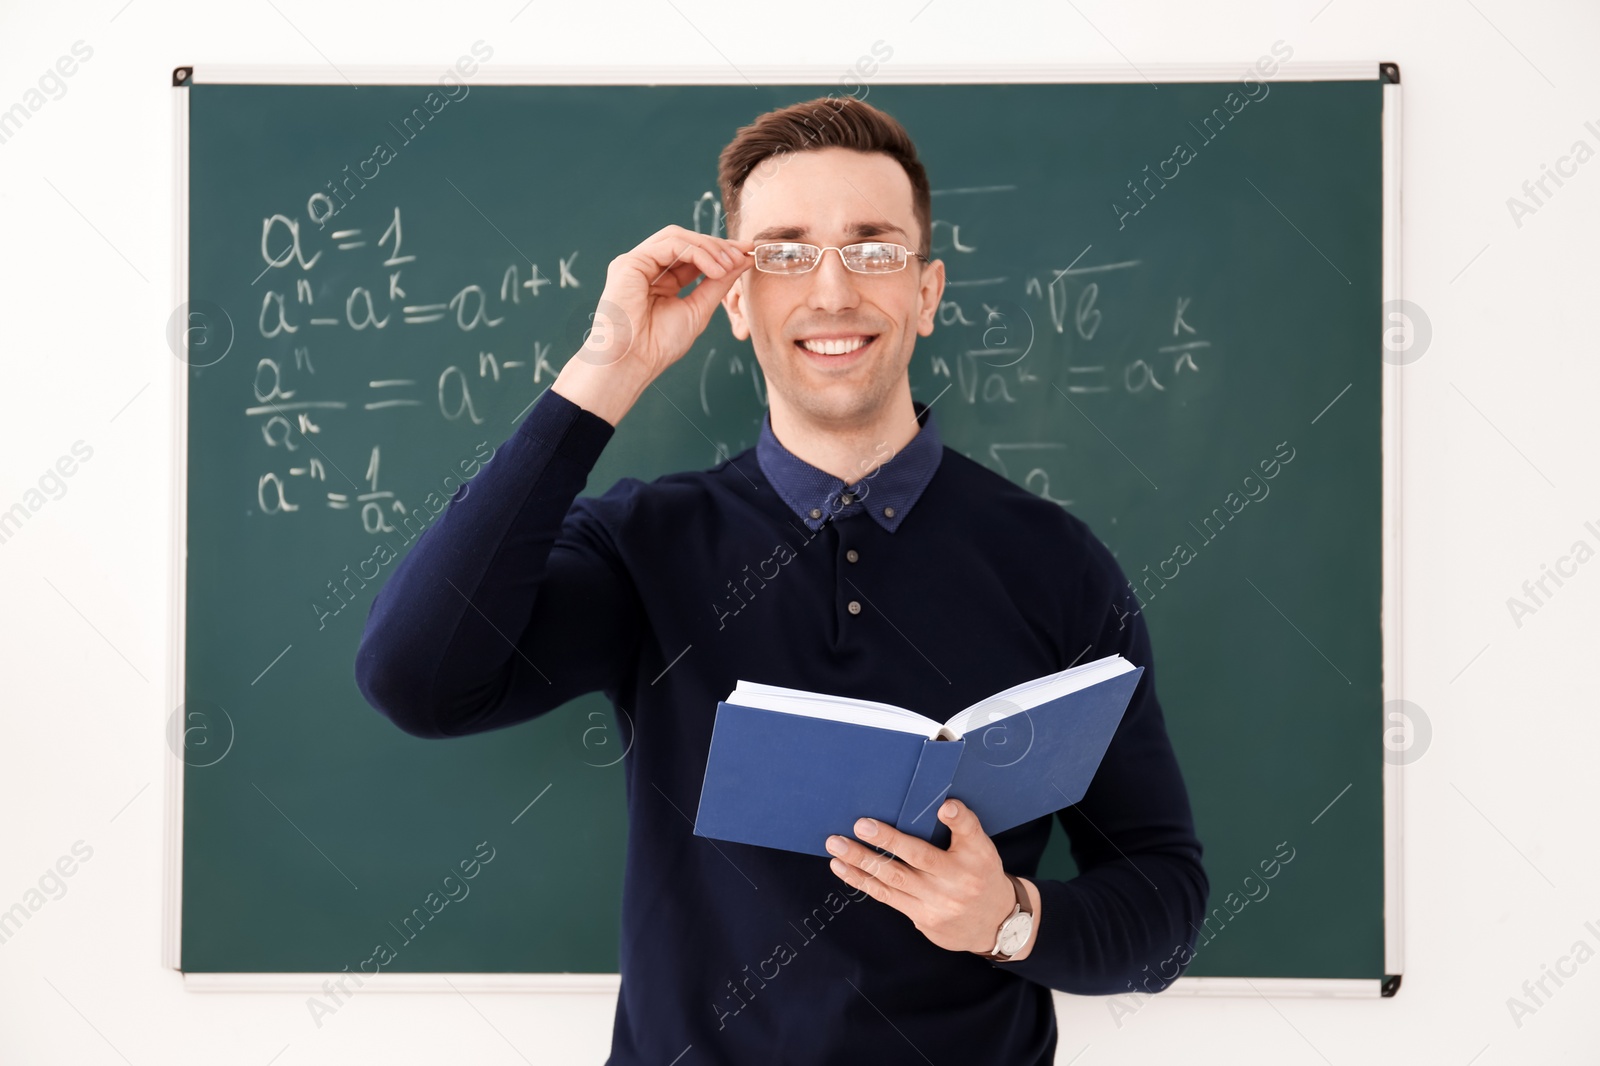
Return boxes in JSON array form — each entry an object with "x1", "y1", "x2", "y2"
[{"x1": 356, "y1": 95, "x2": 1208, "y2": 1065}]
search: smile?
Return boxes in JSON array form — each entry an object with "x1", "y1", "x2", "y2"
[{"x1": 795, "y1": 335, "x2": 877, "y2": 358}]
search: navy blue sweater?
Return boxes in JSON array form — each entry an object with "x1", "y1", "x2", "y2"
[{"x1": 354, "y1": 386, "x2": 1208, "y2": 1065}]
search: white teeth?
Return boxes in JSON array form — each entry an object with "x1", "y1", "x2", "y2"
[{"x1": 798, "y1": 336, "x2": 871, "y2": 356}]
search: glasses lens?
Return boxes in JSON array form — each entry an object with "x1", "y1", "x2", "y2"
[
  {"x1": 755, "y1": 243, "x2": 819, "y2": 273},
  {"x1": 844, "y1": 243, "x2": 905, "y2": 272}
]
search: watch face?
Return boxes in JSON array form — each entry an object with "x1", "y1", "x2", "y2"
[{"x1": 997, "y1": 914, "x2": 1033, "y2": 954}]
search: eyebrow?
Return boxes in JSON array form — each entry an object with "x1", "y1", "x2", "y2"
[{"x1": 749, "y1": 221, "x2": 909, "y2": 243}]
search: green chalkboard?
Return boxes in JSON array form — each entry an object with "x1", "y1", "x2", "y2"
[{"x1": 177, "y1": 72, "x2": 1390, "y2": 983}]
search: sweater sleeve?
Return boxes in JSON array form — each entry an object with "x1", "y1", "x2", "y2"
[
  {"x1": 989, "y1": 527, "x2": 1210, "y2": 994},
  {"x1": 354, "y1": 387, "x2": 646, "y2": 739}
]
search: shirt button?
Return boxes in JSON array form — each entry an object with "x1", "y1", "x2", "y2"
[
  {"x1": 847, "y1": 600, "x2": 862, "y2": 615},
  {"x1": 840, "y1": 494, "x2": 854, "y2": 505},
  {"x1": 882, "y1": 506, "x2": 896, "y2": 519},
  {"x1": 846, "y1": 549, "x2": 859, "y2": 563},
  {"x1": 809, "y1": 507, "x2": 822, "y2": 520}
]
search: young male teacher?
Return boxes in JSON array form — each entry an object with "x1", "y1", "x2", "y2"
[{"x1": 356, "y1": 96, "x2": 1208, "y2": 1065}]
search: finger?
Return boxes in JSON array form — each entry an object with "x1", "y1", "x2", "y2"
[
  {"x1": 827, "y1": 832, "x2": 930, "y2": 897},
  {"x1": 658, "y1": 224, "x2": 751, "y2": 264},
  {"x1": 827, "y1": 852, "x2": 919, "y2": 916},
  {"x1": 643, "y1": 237, "x2": 730, "y2": 294},
  {"x1": 649, "y1": 230, "x2": 744, "y2": 280},
  {"x1": 850, "y1": 817, "x2": 948, "y2": 876},
  {"x1": 679, "y1": 232, "x2": 754, "y2": 276},
  {"x1": 619, "y1": 235, "x2": 717, "y2": 297}
]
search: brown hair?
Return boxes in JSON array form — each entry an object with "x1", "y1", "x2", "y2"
[{"x1": 717, "y1": 96, "x2": 932, "y2": 258}]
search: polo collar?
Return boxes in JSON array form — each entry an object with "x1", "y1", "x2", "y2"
[{"x1": 755, "y1": 400, "x2": 942, "y2": 533}]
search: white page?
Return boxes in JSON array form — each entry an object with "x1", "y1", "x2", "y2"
[
  {"x1": 726, "y1": 681, "x2": 941, "y2": 737},
  {"x1": 726, "y1": 653, "x2": 1132, "y2": 740},
  {"x1": 945, "y1": 655, "x2": 1133, "y2": 736}
]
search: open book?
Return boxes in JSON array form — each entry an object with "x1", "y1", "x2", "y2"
[{"x1": 692, "y1": 653, "x2": 1144, "y2": 857}]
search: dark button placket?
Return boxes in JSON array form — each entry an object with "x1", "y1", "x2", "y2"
[{"x1": 838, "y1": 517, "x2": 871, "y2": 624}]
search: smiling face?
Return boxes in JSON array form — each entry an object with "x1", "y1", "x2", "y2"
[{"x1": 722, "y1": 146, "x2": 944, "y2": 430}]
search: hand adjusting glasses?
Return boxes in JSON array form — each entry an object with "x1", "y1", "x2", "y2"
[{"x1": 746, "y1": 242, "x2": 929, "y2": 275}]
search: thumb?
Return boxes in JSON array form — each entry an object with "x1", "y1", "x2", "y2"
[
  {"x1": 940, "y1": 799, "x2": 988, "y2": 846},
  {"x1": 679, "y1": 258, "x2": 746, "y2": 334}
]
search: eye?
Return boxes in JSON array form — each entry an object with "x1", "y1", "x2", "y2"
[{"x1": 844, "y1": 243, "x2": 904, "y2": 271}]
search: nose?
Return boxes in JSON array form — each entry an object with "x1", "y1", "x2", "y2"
[{"x1": 806, "y1": 247, "x2": 861, "y2": 313}]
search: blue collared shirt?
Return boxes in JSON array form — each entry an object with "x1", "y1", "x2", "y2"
[{"x1": 755, "y1": 399, "x2": 942, "y2": 533}]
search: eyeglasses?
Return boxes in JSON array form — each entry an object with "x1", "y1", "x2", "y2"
[{"x1": 747, "y1": 242, "x2": 928, "y2": 275}]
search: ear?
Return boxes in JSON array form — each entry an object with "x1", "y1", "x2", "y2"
[
  {"x1": 915, "y1": 257, "x2": 945, "y2": 337},
  {"x1": 723, "y1": 274, "x2": 751, "y2": 341}
]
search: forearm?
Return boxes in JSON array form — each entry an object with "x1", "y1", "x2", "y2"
[
  {"x1": 354, "y1": 387, "x2": 618, "y2": 737},
  {"x1": 989, "y1": 518, "x2": 1210, "y2": 992},
  {"x1": 994, "y1": 849, "x2": 1207, "y2": 993}
]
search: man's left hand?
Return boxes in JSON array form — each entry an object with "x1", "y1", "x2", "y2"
[{"x1": 824, "y1": 798, "x2": 1039, "y2": 959}]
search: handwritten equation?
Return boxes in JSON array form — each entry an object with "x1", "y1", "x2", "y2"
[{"x1": 246, "y1": 204, "x2": 578, "y2": 526}]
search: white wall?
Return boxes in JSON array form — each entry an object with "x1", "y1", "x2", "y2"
[{"x1": 1, "y1": 0, "x2": 1596, "y2": 1061}]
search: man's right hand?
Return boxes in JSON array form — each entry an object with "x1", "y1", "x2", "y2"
[{"x1": 553, "y1": 225, "x2": 753, "y2": 426}]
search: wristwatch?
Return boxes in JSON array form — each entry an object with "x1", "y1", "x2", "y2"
[{"x1": 976, "y1": 873, "x2": 1034, "y2": 962}]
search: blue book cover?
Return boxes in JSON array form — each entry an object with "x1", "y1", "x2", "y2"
[{"x1": 692, "y1": 655, "x2": 1144, "y2": 857}]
